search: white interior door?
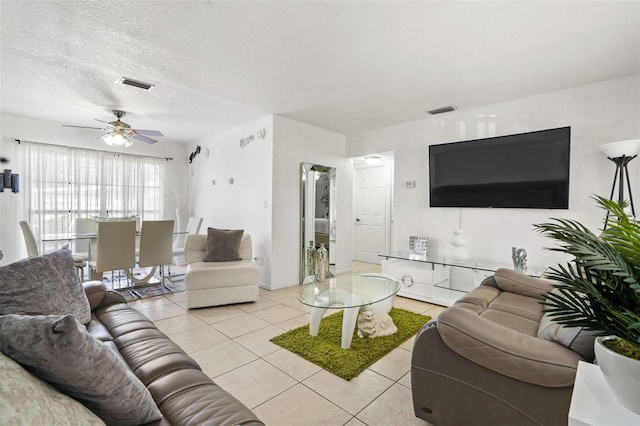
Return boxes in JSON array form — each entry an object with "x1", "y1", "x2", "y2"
[{"x1": 354, "y1": 165, "x2": 386, "y2": 264}]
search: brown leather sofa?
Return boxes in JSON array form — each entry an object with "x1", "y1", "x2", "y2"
[
  {"x1": 411, "y1": 268, "x2": 595, "y2": 426},
  {"x1": 83, "y1": 280, "x2": 264, "y2": 425},
  {"x1": 0, "y1": 278, "x2": 263, "y2": 425}
]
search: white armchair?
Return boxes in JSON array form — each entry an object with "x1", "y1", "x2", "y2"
[{"x1": 184, "y1": 233, "x2": 259, "y2": 309}]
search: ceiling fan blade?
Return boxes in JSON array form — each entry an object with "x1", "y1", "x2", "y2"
[
  {"x1": 133, "y1": 129, "x2": 164, "y2": 137},
  {"x1": 62, "y1": 125, "x2": 105, "y2": 130},
  {"x1": 95, "y1": 118, "x2": 118, "y2": 129},
  {"x1": 131, "y1": 134, "x2": 158, "y2": 144}
]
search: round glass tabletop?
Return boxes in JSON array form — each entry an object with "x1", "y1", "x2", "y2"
[{"x1": 298, "y1": 274, "x2": 400, "y2": 309}]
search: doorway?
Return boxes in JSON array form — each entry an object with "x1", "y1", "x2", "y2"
[{"x1": 353, "y1": 153, "x2": 394, "y2": 264}]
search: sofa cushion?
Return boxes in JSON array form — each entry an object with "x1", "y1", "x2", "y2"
[
  {"x1": 204, "y1": 228, "x2": 244, "y2": 262},
  {"x1": 147, "y1": 368, "x2": 264, "y2": 426},
  {"x1": 480, "y1": 309, "x2": 540, "y2": 336},
  {"x1": 0, "y1": 351, "x2": 105, "y2": 425},
  {"x1": 486, "y1": 291, "x2": 545, "y2": 323},
  {"x1": 455, "y1": 286, "x2": 500, "y2": 310},
  {"x1": 186, "y1": 260, "x2": 260, "y2": 291},
  {"x1": 0, "y1": 314, "x2": 162, "y2": 426},
  {"x1": 0, "y1": 247, "x2": 91, "y2": 324}
]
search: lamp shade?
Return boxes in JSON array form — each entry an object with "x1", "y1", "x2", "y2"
[{"x1": 599, "y1": 139, "x2": 640, "y2": 158}]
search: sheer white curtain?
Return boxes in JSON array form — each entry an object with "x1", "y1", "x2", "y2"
[
  {"x1": 21, "y1": 142, "x2": 165, "y2": 252},
  {"x1": 102, "y1": 153, "x2": 163, "y2": 219}
]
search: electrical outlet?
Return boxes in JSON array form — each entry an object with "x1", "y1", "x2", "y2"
[
  {"x1": 405, "y1": 179, "x2": 416, "y2": 188},
  {"x1": 253, "y1": 257, "x2": 263, "y2": 266}
]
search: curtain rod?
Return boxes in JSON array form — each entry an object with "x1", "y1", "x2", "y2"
[{"x1": 14, "y1": 139, "x2": 174, "y2": 161}]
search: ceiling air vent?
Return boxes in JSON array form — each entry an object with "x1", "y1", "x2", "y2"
[
  {"x1": 427, "y1": 106, "x2": 457, "y2": 115},
  {"x1": 118, "y1": 77, "x2": 154, "y2": 91}
]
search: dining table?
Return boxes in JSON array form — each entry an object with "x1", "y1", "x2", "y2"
[{"x1": 40, "y1": 230, "x2": 188, "y2": 285}]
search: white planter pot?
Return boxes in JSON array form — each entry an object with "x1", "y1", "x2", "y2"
[{"x1": 594, "y1": 336, "x2": 640, "y2": 414}]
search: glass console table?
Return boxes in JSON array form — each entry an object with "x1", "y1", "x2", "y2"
[{"x1": 380, "y1": 251, "x2": 548, "y2": 307}]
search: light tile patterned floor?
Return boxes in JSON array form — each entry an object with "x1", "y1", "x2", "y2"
[{"x1": 129, "y1": 261, "x2": 443, "y2": 426}]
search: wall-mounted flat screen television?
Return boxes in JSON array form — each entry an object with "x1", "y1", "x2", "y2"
[{"x1": 429, "y1": 126, "x2": 570, "y2": 209}]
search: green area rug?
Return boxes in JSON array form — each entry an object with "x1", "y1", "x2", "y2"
[{"x1": 270, "y1": 308, "x2": 431, "y2": 381}]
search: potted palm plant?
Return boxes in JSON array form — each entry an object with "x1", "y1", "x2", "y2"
[{"x1": 534, "y1": 196, "x2": 640, "y2": 414}]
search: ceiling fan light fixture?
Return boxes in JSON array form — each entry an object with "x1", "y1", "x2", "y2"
[
  {"x1": 101, "y1": 131, "x2": 130, "y2": 147},
  {"x1": 100, "y1": 133, "x2": 115, "y2": 146},
  {"x1": 364, "y1": 155, "x2": 382, "y2": 165}
]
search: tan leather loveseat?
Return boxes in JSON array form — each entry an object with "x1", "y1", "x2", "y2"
[{"x1": 411, "y1": 268, "x2": 595, "y2": 426}]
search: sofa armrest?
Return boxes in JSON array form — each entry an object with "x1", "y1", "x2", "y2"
[
  {"x1": 185, "y1": 234, "x2": 207, "y2": 264},
  {"x1": 83, "y1": 280, "x2": 107, "y2": 310},
  {"x1": 436, "y1": 306, "x2": 582, "y2": 387},
  {"x1": 488, "y1": 268, "x2": 554, "y2": 300},
  {"x1": 83, "y1": 280, "x2": 126, "y2": 310}
]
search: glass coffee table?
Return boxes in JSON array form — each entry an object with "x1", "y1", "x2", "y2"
[{"x1": 298, "y1": 274, "x2": 400, "y2": 349}]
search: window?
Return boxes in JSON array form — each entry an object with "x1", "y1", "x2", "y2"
[{"x1": 22, "y1": 142, "x2": 166, "y2": 247}]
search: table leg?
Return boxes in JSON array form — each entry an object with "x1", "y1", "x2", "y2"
[
  {"x1": 128, "y1": 265, "x2": 159, "y2": 285},
  {"x1": 310, "y1": 306, "x2": 328, "y2": 336},
  {"x1": 341, "y1": 306, "x2": 361, "y2": 349}
]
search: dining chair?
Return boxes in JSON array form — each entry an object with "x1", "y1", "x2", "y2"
[
  {"x1": 89, "y1": 220, "x2": 136, "y2": 288},
  {"x1": 169, "y1": 216, "x2": 203, "y2": 276},
  {"x1": 19, "y1": 220, "x2": 87, "y2": 281},
  {"x1": 73, "y1": 218, "x2": 97, "y2": 261},
  {"x1": 18, "y1": 221, "x2": 39, "y2": 258},
  {"x1": 136, "y1": 220, "x2": 175, "y2": 284}
]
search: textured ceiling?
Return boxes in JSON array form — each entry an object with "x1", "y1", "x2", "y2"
[{"x1": 1, "y1": 1, "x2": 639, "y2": 144}]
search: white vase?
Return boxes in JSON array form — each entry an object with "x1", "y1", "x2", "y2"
[
  {"x1": 450, "y1": 228, "x2": 469, "y2": 261},
  {"x1": 316, "y1": 243, "x2": 328, "y2": 282},
  {"x1": 594, "y1": 336, "x2": 640, "y2": 414},
  {"x1": 174, "y1": 207, "x2": 188, "y2": 248},
  {"x1": 304, "y1": 241, "x2": 316, "y2": 280}
]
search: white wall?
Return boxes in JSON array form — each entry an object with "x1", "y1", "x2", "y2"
[
  {"x1": 189, "y1": 115, "x2": 274, "y2": 286},
  {"x1": 346, "y1": 74, "x2": 640, "y2": 270},
  {"x1": 189, "y1": 114, "x2": 351, "y2": 290},
  {"x1": 271, "y1": 115, "x2": 352, "y2": 289},
  {"x1": 0, "y1": 113, "x2": 189, "y2": 264}
]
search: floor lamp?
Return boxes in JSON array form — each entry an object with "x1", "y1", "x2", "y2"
[{"x1": 599, "y1": 139, "x2": 640, "y2": 225}]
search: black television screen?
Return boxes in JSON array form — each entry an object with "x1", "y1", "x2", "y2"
[{"x1": 429, "y1": 126, "x2": 570, "y2": 209}]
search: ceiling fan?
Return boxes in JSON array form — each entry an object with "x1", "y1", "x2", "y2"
[{"x1": 63, "y1": 110, "x2": 164, "y2": 147}]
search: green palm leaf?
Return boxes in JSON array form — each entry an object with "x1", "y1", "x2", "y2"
[{"x1": 534, "y1": 195, "x2": 640, "y2": 345}]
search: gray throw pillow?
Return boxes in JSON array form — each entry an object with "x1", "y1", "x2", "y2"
[
  {"x1": 0, "y1": 247, "x2": 91, "y2": 324},
  {"x1": 0, "y1": 314, "x2": 162, "y2": 426},
  {"x1": 204, "y1": 227, "x2": 244, "y2": 262},
  {"x1": 0, "y1": 351, "x2": 106, "y2": 425},
  {"x1": 537, "y1": 289, "x2": 596, "y2": 361}
]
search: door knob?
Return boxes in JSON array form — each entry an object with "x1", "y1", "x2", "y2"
[{"x1": 355, "y1": 218, "x2": 361, "y2": 222}]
